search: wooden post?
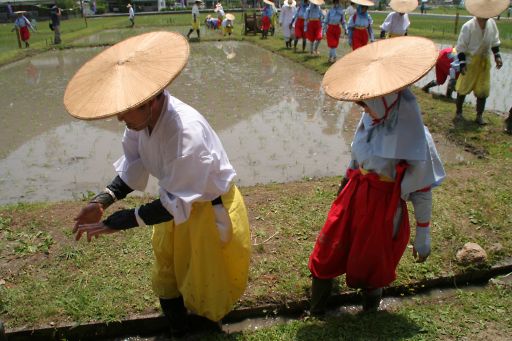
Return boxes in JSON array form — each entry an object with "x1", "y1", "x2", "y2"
[
  {"x1": 454, "y1": 11, "x2": 460, "y2": 35},
  {"x1": 15, "y1": 27, "x2": 22, "y2": 48}
]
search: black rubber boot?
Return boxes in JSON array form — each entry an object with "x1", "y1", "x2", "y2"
[
  {"x1": 196, "y1": 29, "x2": 200, "y2": 40},
  {"x1": 160, "y1": 297, "x2": 189, "y2": 337},
  {"x1": 421, "y1": 80, "x2": 437, "y2": 93},
  {"x1": 362, "y1": 288, "x2": 383, "y2": 312},
  {"x1": 476, "y1": 97, "x2": 487, "y2": 125},
  {"x1": 446, "y1": 78, "x2": 456, "y2": 98},
  {"x1": 293, "y1": 39, "x2": 298, "y2": 51},
  {"x1": 186, "y1": 29, "x2": 194, "y2": 39},
  {"x1": 455, "y1": 94, "x2": 465, "y2": 119},
  {"x1": 302, "y1": 39, "x2": 307, "y2": 52},
  {"x1": 310, "y1": 277, "x2": 333, "y2": 316},
  {"x1": 506, "y1": 111, "x2": 512, "y2": 135}
]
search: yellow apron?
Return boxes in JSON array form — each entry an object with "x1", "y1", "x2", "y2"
[
  {"x1": 151, "y1": 185, "x2": 251, "y2": 321},
  {"x1": 456, "y1": 54, "x2": 491, "y2": 98}
]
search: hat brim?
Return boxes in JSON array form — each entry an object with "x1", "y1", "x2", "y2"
[
  {"x1": 309, "y1": 0, "x2": 325, "y2": 5},
  {"x1": 225, "y1": 13, "x2": 235, "y2": 20},
  {"x1": 389, "y1": 0, "x2": 418, "y2": 13},
  {"x1": 14, "y1": 11, "x2": 28, "y2": 14},
  {"x1": 465, "y1": 0, "x2": 509, "y2": 18},
  {"x1": 350, "y1": 0, "x2": 375, "y2": 6},
  {"x1": 64, "y1": 31, "x2": 190, "y2": 120},
  {"x1": 263, "y1": 0, "x2": 274, "y2": 6},
  {"x1": 322, "y1": 36, "x2": 437, "y2": 101}
]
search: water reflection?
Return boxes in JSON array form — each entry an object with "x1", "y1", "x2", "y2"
[
  {"x1": 0, "y1": 42, "x2": 351, "y2": 204},
  {"x1": 0, "y1": 41, "x2": 478, "y2": 205}
]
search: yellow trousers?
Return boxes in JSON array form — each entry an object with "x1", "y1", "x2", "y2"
[
  {"x1": 456, "y1": 54, "x2": 491, "y2": 98},
  {"x1": 151, "y1": 185, "x2": 251, "y2": 321}
]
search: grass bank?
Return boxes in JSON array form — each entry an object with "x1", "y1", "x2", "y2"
[{"x1": 0, "y1": 14, "x2": 511, "y2": 335}]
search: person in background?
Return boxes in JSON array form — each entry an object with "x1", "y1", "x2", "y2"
[
  {"x1": 12, "y1": 11, "x2": 35, "y2": 48},
  {"x1": 67, "y1": 31, "x2": 251, "y2": 338},
  {"x1": 347, "y1": 0, "x2": 374, "y2": 50},
  {"x1": 187, "y1": 0, "x2": 202, "y2": 40},
  {"x1": 50, "y1": 3, "x2": 61, "y2": 44},
  {"x1": 454, "y1": 0, "x2": 506, "y2": 125},
  {"x1": 309, "y1": 36, "x2": 445, "y2": 314},
  {"x1": 345, "y1": 1, "x2": 356, "y2": 21},
  {"x1": 280, "y1": 0, "x2": 297, "y2": 48},
  {"x1": 379, "y1": 0, "x2": 416, "y2": 39},
  {"x1": 7, "y1": 2, "x2": 13, "y2": 18},
  {"x1": 290, "y1": 0, "x2": 309, "y2": 52},
  {"x1": 214, "y1": 1, "x2": 225, "y2": 25},
  {"x1": 222, "y1": 13, "x2": 235, "y2": 36},
  {"x1": 127, "y1": 3, "x2": 135, "y2": 28},
  {"x1": 422, "y1": 47, "x2": 460, "y2": 99},
  {"x1": 261, "y1": 0, "x2": 274, "y2": 39},
  {"x1": 420, "y1": 0, "x2": 426, "y2": 14},
  {"x1": 304, "y1": 0, "x2": 325, "y2": 55},
  {"x1": 323, "y1": 0, "x2": 346, "y2": 63}
]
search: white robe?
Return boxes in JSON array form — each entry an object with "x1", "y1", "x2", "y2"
[
  {"x1": 280, "y1": 2, "x2": 297, "y2": 39},
  {"x1": 456, "y1": 17, "x2": 500, "y2": 62},
  {"x1": 380, "y1": 12, "x2": 409, "y2": 36},
  {"x1": 113, "y1": 91, "x2": 236, "y2": 224}
]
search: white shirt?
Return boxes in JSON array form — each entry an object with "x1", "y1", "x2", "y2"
[
  {"x1": 114, "y1": 91, "x2": 236, "y2": 224},
  {"x1": 456, "y1": 17, "x2": 500, "y2": 59},
  {"x1": 380, "y1": 12, "x2": 410, "y2": 35},
  {"x1": 192, "y1": 4, "x2": 199, "y2": 18},
  {"x1": 345, "y1": 5, "x2": 355, "y2": 19},
  {"x1": 129, "y1": 7, "x2": 135, "y2": 19}
]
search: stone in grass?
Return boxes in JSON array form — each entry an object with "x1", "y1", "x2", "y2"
[{"x1": 455, "y1": 242, "x2": 488, "y2": 265}]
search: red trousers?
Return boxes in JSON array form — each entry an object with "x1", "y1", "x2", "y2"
[
  {"x1": 306, "y1": 20, "x2": 322, "y2": 42},
  {"x1": 309, "y1": 163, "x2": 410, "y2": 289},
  {"x1": 294, "y1": 18, "x2": 305, "y2": 39},
  {"x1": 261, "y1": 16, "x2": 271, "y2": 31},
  {"x1": 326, "y1": 24, "x2": 341, "y2": 48},
  {"x1": 352, "y1": 28, "x2": 369, "y2": 50},
  {"x1": 20, "y1": 26, "x2": 30, "y2": 42}
]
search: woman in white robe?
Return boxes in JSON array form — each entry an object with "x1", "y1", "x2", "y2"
[{"x1": 280, "y1": 0, "x2": 297, "y2": 48}]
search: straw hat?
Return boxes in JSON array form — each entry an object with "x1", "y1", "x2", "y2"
[
  {"x1": 263, "y1": 0, "x2": 274, "y2": 6},
  {"x1": 465, "y1": 0, "x2": 509, "y2": 19},
  {"x1": 225, "y1": 13, "x2": 235, "y2": 20},
  {"x1": 64, "y1": 31, "x2": 189, "y2": 120},
  {"x1": 389, "y1": 0, "x2": 418, "y2": 13},
  {"x1": 14, "y1": 10, "x2": 27, "y2": 14},
  {"x1": 309, "y1": 0, "x2": 325, "y2": 5},
  {"x1": 126, "y1": 4, "x2": 132, "y2": 7},
  {"x1": 350, "y1": 0, "x2": 374, "y2": 6},
  {"x1": 322, "y1": 36, "x2": 437, "y2": 101}
]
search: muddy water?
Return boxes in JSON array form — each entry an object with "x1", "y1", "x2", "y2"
[{"x1": 0, "y1": 41, "x2": 475, "y2": 205}]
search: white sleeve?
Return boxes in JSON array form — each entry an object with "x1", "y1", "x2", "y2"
[
  {"x1": 490, "y1": 20, "x2": 501, "y2": 48},
  {"x1": 113, "y1": 128, "x2": 149, "y2": 191},
  {"x1": 380, "y1": 12, "x2": 393, "y2": 31},
  {"x1": 456, "y1": 23, "x2": 470, "y2": 54}
]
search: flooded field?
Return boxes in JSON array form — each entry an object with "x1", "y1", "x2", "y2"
[{"x1": 0, "y1": 40, "x2": 477, "y2": 205}]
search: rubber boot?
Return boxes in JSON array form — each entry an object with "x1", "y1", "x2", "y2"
[
  {"x1": 362, "y1": 288, "x2": 383, "y2": 312},
  {"x1": 310, "y1": 277, "x2": 333, "y2": 316},
  {"x1": 446, "y1": 78, "x2": 456, "y2": 98},
  {"x1": 293, "y1": 39, "x2": 298, "y2": 51},
  {"x1": 506, "y1": 111, "x2": 512, "y2": 135},
  {"x1": 475, "y1": 97, "x2": 487, "y2": 125},
  {"x1": 196, "y1": 29, "x2": 200, "y2": 40},
  {"x1": 455, "y1": 94, "x2": 465, "y2": 119},
  {"x1": 160, "y1": 297, "x2": 189, "y2": 337},
  {"x1": 302, "y1": 39, "x2": 307, "y2": 52},
  {"x1": 187, "y1": 28, "x2": 194, "y2": 39},
  {"x1": 421, "y1": 80, "x2": 437, "y2": 93}
]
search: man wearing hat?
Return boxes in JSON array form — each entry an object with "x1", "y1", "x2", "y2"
[
  {"x1": 187, "y1": 0, "x2": 202, "y2": 40},
  {"x1": 12, "y1": 11, "x2": 35, "y2": 48},
  {"x1": 454, "y1": 0, "x2": 506, "y2": 125},
  {"x1": 347, "y1": 0, "x2": 374, "y2": 50},
  {"x1": 379, "y1": 0, "x2": 416, "y2": 39},
  {"x1": 308, "y1": 36, "x2": 445, "y2": 313},
  {"x1": 127, "y1": 3, "x2": 135, "y2": 28},
  {"x1": 222, "y1": 13, "x2": 235, "y2": 36},
  {"x1": 290, "y1": 0, "x2": 309, "y2": 52},
  {"x1": 323, "y1": 0, "x2": 346, "y2": 63},
  {"x1": 261, "y1": 0, "x2": 275, "y2": 39},
  {"x1": 304, "y1": 0, "x2": 325, "y2": 55},
  {"x1": 50, "y1": 3, "x2": 61, "y2": 44},
  {"x1": 280, "y1": 0, "x2": 297, "y2": 49},
  {"x1": 68, "y1": 32, "x2": 251, "y2": 337}
]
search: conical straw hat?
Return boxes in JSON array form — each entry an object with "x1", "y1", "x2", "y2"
[
  {"x1": 465, "y1": 0, "x2": 509, "y2": 19},
  {"x1": 263, "y1": 0, "x2": 274, "y2": 5},
  {"x1": 350, "y1": 0, "x2": 374, "y2": 6},
  {"x1": 389, "y1": 0, "x2": 418, "y2": 13},
  {"x1": 309, "y1": 0, "x2": 325, "y2": 6},
  {"x1": 226, "y1": 13, "x2": 235, "y2": 20},
  {"x1": 322, "y1": 36, "x2": 437, "y2": 101},
  {"x1": 64, "y1": 31, "x2": 189, "y2": 120}
]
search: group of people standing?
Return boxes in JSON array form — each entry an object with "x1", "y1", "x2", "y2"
[{"x1": 11, "y1": 3, "x2": 61, "y2": 48}]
